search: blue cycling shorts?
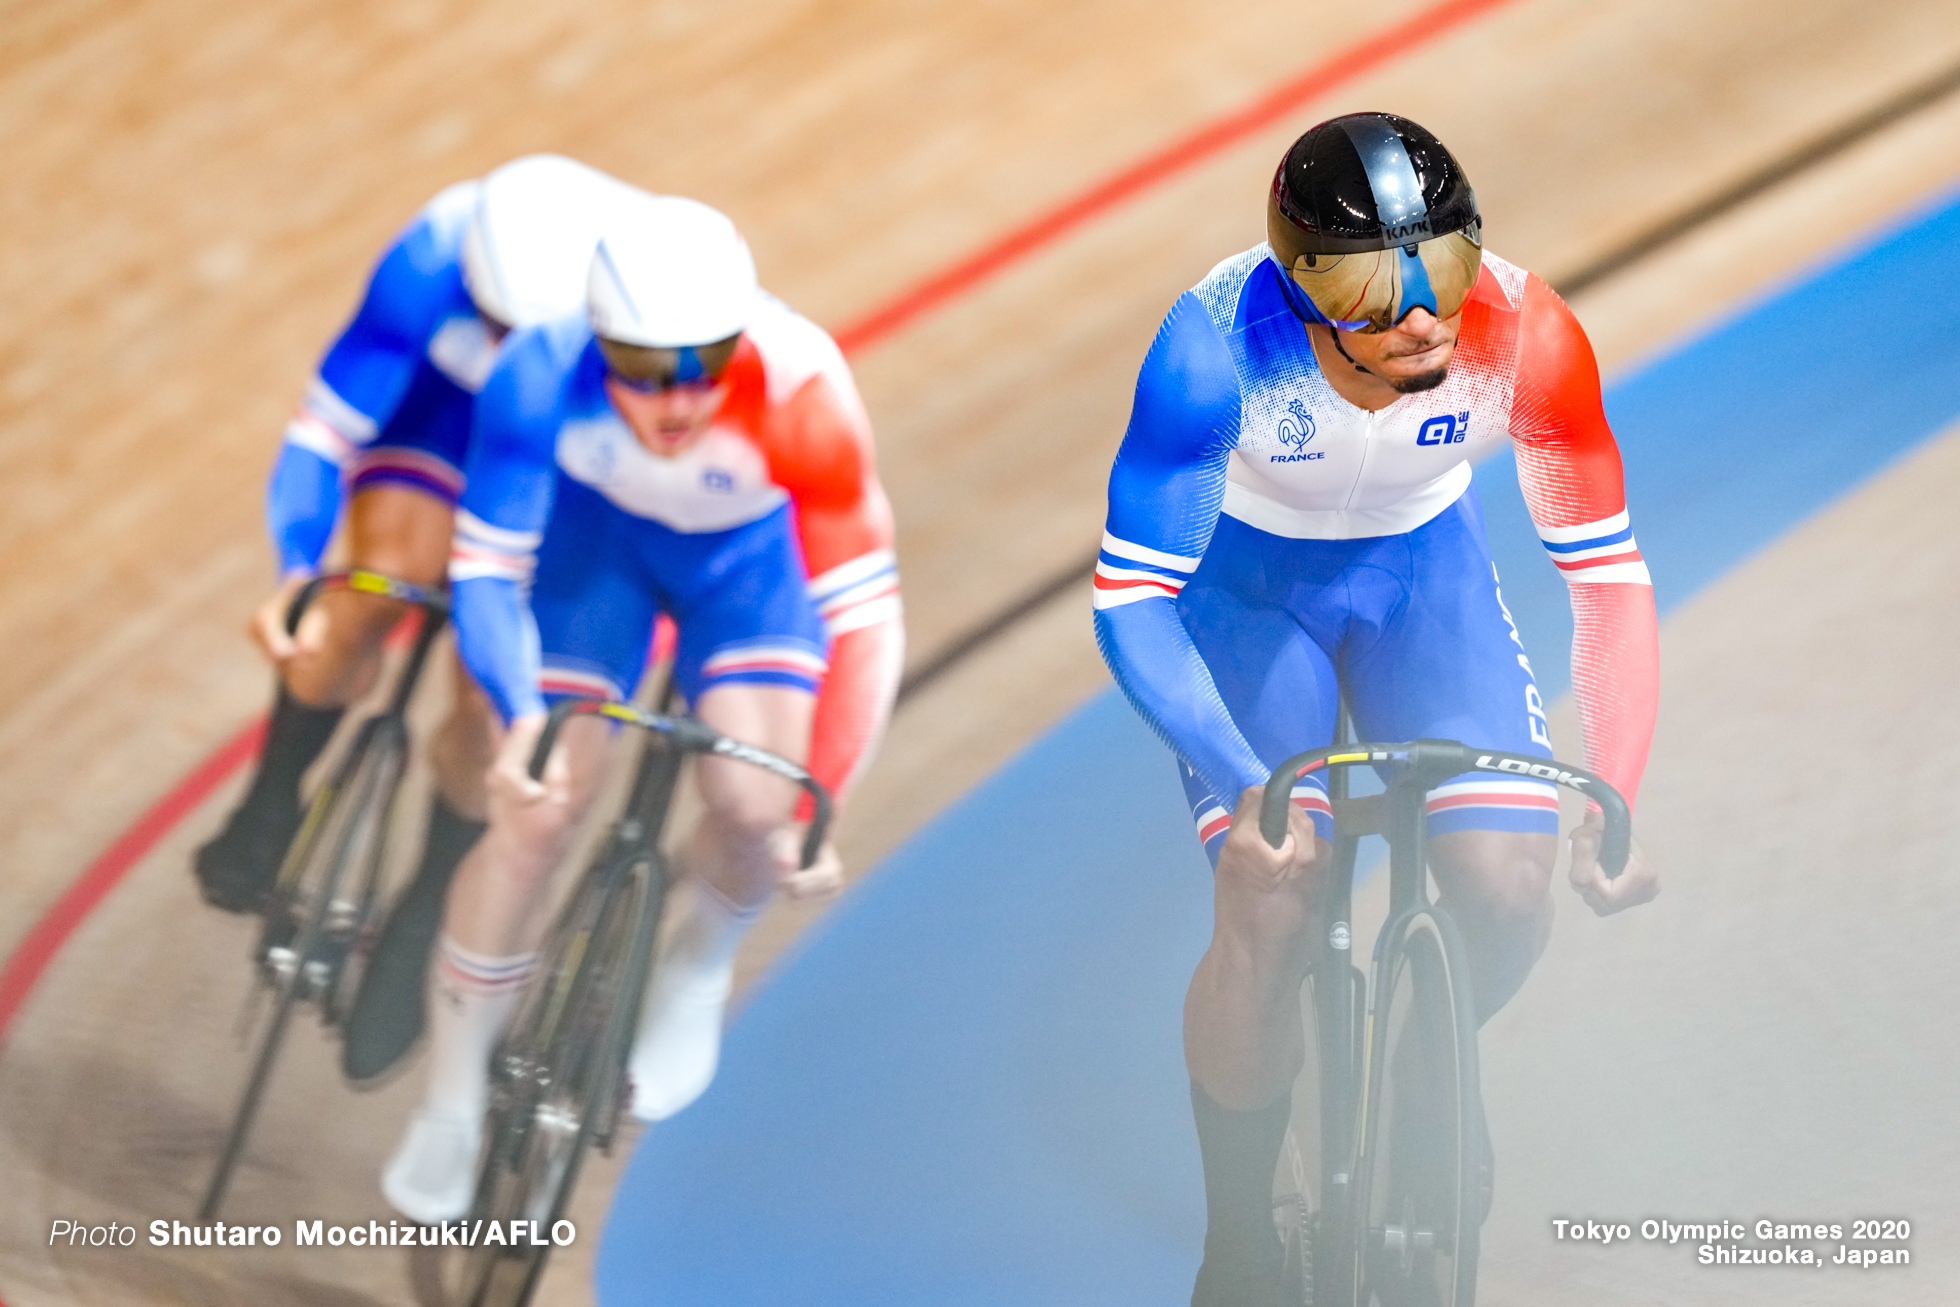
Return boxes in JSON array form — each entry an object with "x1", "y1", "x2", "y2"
[
  {"x1": 346, "y1": 366, "x2": 476, "y2": 507},
  {"x1": 1177, "y1": 489, "x2": 1558, "y2": 862},
  {"x1": 528, "y1": 476, "x2": 828, "y2": 707}
]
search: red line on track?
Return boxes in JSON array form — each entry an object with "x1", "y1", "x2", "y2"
[
  {"x1": 832, "y1": 0, "x2": 1519, "y2": 354},
  {"x1": 0, "y1": 718, "x2": 266, "y2": 1044},
  {"x1": 0, "y1": 0, "x2": 1518, "y2": 1050}
]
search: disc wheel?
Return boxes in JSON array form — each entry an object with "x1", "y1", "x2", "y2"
[
  {"x1": 200, "y1": 719, "x2": 403, "y2": 1219},
  {"x1": 1352, "y1": 907, "x2": 1481, "y2": 1307},
  {"x1": 456, "y1": 851, "x2": 651, "y2": 1307}
]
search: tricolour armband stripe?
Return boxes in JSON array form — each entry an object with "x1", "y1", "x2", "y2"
[
  {"x1": 450, "y1": 511, "x2": 542, "y2": 582},
  {"x1": 808, "y1": 550, "x2": 897, "y2": 604},
  {"x1": 817, "y1": 576, "x2": 901, "y2": 616},
  {"x1": 824, "y1": 590, "x2": 901, "y2": 637},
  {"x1": 1558, "y1": 559, "x2": 1652, "y2": 585},
  {"x1": 1537, "y1": 510, "x2": 1650, "y2": 585},
  {"x1": 455, "y1": 509, "x2": 543, "y2": 554},
  {"x1": 303, "y1": 378, "x2": 378, "y2": 446},
  {"x1": 1290, "y1": 784, "x2": 1333, "y2": 819},
  {"x1": 809, "y1": 551, "x2": 902, "y2": 634},
  {"x1": 1100, "y1": 530, "x2": 1200, "y2": 573},
  {"x1": 1195, "y1": 803, "x2": 1232, "y2": 846},
  {"x1": 1092, "y1": 561, "x2": 1188, "y2": 610},
  {"x1": 1534, "y1": 509, "x2": 1628, "y2": 547},
  {"x1": 449, "y1": 547, "x2": 533, "y2": 583},
  {"x1": 284, "y1": 413, "x2": 357, "y2": 466}
]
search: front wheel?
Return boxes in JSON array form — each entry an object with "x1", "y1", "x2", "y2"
[
  {"x1": 455, "y1": 849, "x2": 652, "y2": 1307},
  {"x1": 1352, "y1": 906, "x2": 1481, "y2": 1307}
]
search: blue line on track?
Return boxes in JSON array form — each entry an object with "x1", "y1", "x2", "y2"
[{"x1": 595, "y1": 185, "x2": 1960, "y2": 1305}]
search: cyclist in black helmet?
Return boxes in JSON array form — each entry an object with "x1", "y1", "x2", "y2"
[{"x1": 1093, "y1": 112, "x2": 1661, "y2": 1304}]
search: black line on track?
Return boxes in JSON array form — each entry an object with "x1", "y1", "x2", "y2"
[
  {"x1": 893, "y1": 57, "x2": 1960, "y2": 706},
  {"x1": 1555, "y1": 56, "x2": 1960, "y2": 297},
  {"x1": 896, "y1": 550, "x2": 1101, "y2": 703}
]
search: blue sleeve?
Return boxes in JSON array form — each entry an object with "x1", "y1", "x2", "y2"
[
  {"x1": 314, "y1": 219, "x2": 461, "y2": 430},
  {"x1": 265, "y1": 444, "x2": 343, "y2": 576},
  {"x1": 452, "y1": 576, "x2": 545, "y2": 725},
  {"x1": 449, "y1": 327, "x2": 571, "y2": 724},
  {"x1": 1093, "y1": 292, "x2": 1270, "y2": 802},
  {"x1": 262, "y1": 215, "x2": 465, "y2": 576}
]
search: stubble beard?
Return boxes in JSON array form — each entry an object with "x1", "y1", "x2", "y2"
[{"x1": 1388, "y1": 365, "x2": 1450, "y2": 394}]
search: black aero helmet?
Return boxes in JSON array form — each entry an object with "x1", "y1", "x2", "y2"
[{"x1": 1267, "y1": 112, "x2": 1483, "y2": 331}]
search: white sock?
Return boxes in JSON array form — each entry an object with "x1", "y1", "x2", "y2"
[
  {"x1": 422, "y1": 936, "x2": 535, "y2": 1120},
  {"x1": 655, "y1": 879, "x2": 758, "y2": 999}
]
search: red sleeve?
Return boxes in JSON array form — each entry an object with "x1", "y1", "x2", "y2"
[
  {"x1": 1510, "y1": 273, "x2": 1659, "y2": 808},
  {"x1": 762, "y1": 373, "x2": 904, "y2": 809}
]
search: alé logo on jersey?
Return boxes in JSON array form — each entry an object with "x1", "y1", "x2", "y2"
[
  {"x1": 1417, "y1": 411, "x2": 1472, "y2": 446},
  {"x1": 1270, "y1": 399, "x2": 1323, "y2": 463}
]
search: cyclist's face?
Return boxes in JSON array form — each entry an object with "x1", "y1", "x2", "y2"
[
  {"x1": 605, "y1": 376, "x2": 730, "y2": 458},
  {"x1": 1333, "y1": 306, "x2": 1461, "y2": 394}
]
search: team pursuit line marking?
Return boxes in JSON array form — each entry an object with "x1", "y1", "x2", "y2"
[
  {"x1": 896, "y1": 51, "x2": 1960, "y2": 704},
  {"x1": 0, "y1": 0, "x2": 1514, "y2": 1057}
]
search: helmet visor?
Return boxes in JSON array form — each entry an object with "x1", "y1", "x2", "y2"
[
  {"x1": 1277, "y1": 228, "x2": 1482, "y2": 333},
  {"x1": 598, "y1": 333, "x2": 741, "y2": 393}
]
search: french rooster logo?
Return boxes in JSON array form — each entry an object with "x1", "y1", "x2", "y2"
[{"x1": 1277, "y1": 397, "x2": 1315, "y2": 451}]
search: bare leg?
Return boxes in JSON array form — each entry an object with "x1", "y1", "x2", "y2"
[
  {"x1": 1427, "y1": 829, "x2": 1557, "y2": 1023},
  {"x1": 1185, "y1": 837, "x2": 1329, "y2": 1111},
  {"x1": 442, "y1": 712, "x2": 612, "y2": 959},
  {"x1": 427, "y1": 649, "x2": 497, "y2": 821},
  {"x1": 340, "y1": 649, "x2": 501, "y2": 1080},
  {"x1": 382, "y1": 709, "x2": 618, "y2": 1220},
  {"x1": 196, "y1": 485, "x2": 456, "y2": 912},
  {"x1": 285, "y1": 485, "x2": 454, "y2": 706},
  {"x1": 1184, "y1": 789, "x2": 1324, "y2": 1307},
  {"x1": 674, "y1": 684, "x2": 817, "y2": 907},
  {"x1": 630, "y1": 683, "x2": 815, "y2": 1122}
]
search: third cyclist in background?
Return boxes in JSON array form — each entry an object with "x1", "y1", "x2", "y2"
[{"x1": 192, "y1": 155, "x2": 638, "y2": 1083}]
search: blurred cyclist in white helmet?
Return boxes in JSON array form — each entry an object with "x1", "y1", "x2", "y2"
[
  {"x1": 380, "y1": 192, "x2": 904, "y2": 1223},
  {"x1": 194, "y1": 155, "x2": 639, "y2": 1082}
]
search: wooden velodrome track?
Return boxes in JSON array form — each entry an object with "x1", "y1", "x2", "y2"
[{"x1": 5, "y1": 0, "x2": 1960, "y2": 1303}]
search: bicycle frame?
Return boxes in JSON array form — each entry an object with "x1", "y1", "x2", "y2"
[
  {"x1": 1262, "y1": 729, "x2": 1631, "y2": 1305},
  {"x1": 201, "y1": 569, "x2": 447, "y2": 1222},
  {"x1": 262, "y1": 570, "x2": 449, "y2": 964},
  {"x1": 459, "y1": 696, "x2": 834, "y2": 1307}
]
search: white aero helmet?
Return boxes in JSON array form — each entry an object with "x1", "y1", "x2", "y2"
[
  {"x1": 462, "y1": 154, "x2": 635, "y2": 329},
  {"x1": 588, "y1": 194, "x2": 758, "y2": 349}
]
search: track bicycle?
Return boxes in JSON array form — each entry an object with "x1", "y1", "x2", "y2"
[
  {"x1": 1261, "y1": 722, "x2": 1630, "y2": 1307},
  {"x1": 200, "y1": 569, "x2": 448, "y2": 1220},
  {"x1": 449, "y1": 696, "x2": 832, "y2": 1307}
]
